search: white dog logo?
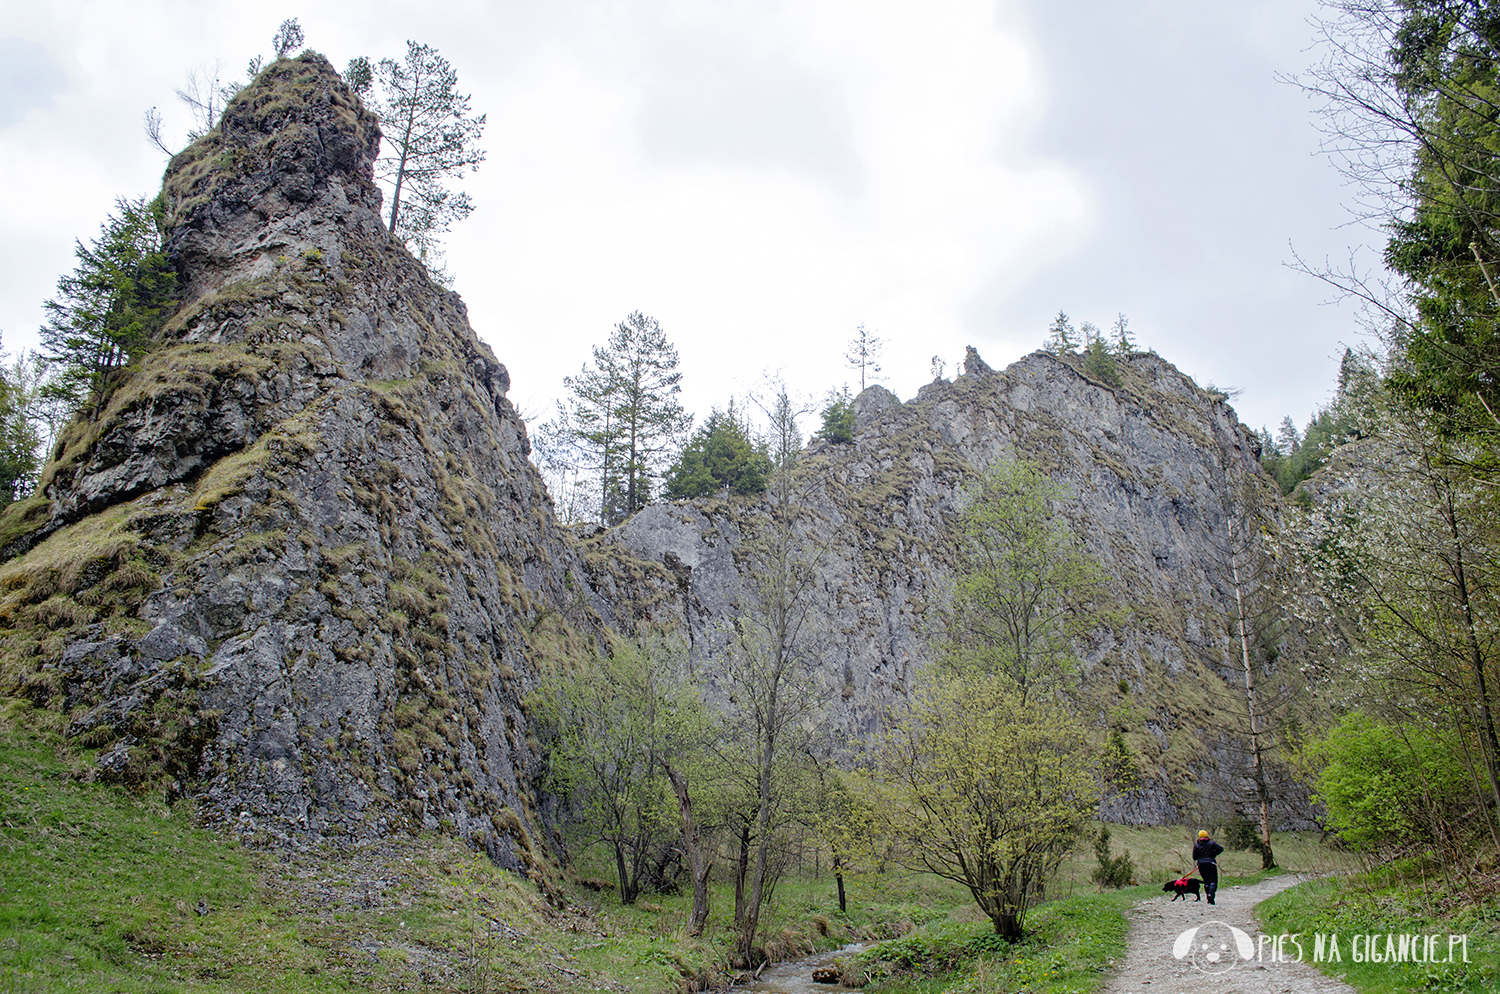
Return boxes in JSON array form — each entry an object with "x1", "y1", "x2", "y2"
[{"x1": 1172, "y1": 921, "x2": 1256, "y2": 974}]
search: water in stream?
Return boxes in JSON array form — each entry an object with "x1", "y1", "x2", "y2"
[{"x1": 733, "y1": 943, "x2": 867, "y2": 993}]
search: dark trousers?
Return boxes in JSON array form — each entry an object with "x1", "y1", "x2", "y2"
[{"x1": 1197, "y1": 859, "x2": 1218, "y2": 902}]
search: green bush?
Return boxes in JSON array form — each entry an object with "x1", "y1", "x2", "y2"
[{"x1": 1302, "y1": 712, "x2": 1473, "y2": 852}]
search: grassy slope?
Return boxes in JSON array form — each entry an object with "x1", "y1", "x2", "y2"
[
  {"x1": 0, "y1": 711, "x2": 571, "y2": 994},
  {"x1": 1258, "y1": 866, "x2": 1500, "y2": 994},
  {"x1": 2, "y1": 706, "x2": 952, "y2": 993}
]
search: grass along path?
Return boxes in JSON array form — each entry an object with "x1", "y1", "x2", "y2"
[
  {"x1": 1257, "y1": 870, "x2": 1500, "y2": 994},
  {"x1": 1103, "y1": 874, "x2": 1356, "y2": 994}
]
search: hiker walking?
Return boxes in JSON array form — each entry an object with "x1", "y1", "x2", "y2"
[{"x1": 1193, "y1": 830, "x2": 1224, "y2": 905}]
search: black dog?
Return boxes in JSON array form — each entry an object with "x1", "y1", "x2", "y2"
[{"x1": 1164, "y1": 877, "x2": 1202, "y2": 901}]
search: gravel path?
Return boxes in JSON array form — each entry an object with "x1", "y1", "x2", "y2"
[{"x1": 1102, "y1": 875, "x2": 1356, "y2": 993}]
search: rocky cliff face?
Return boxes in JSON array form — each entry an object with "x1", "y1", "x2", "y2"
[
  {"x1": 592, "y1": 347, "x2": 1307, "y2": 826},
  {"x1": 0, "y1": 53, "x2": 1308, "y2": 862},
  {"x1": 0, "y1": 55, "x2": 593, "y2": 876}
]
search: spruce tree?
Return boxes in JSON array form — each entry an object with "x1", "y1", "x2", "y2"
[
  {"x1": 664, "y1": 403, "x2": 770, "y2": 499},
  {"x1": 39, "y1": 197, "x2": 176, "y2": 420},
  {"x1": 1044, "y1": 311, "x2": 1076, "y2": 353}
]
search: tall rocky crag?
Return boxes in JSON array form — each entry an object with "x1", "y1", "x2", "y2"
[
  {"x1": 589, "y1": 348, "x2": 1308, "y2": 826},
  {"x1": 0, "y1": 55, "x2": 593, "y2": 876}
]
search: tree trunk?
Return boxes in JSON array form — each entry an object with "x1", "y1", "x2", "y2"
[
  {"x1": 387, "y1": 105, "x2": 417, "y2": 233},
  {"x1": 741, "y1": 657, "x2": 784, "y2": 964},
  {"x1": 663, "y1": 761, "x2": 710, "y2": 936},
  {"x1": 733, "y1": 820, "x2": 750, "y2": 931},
  {"x1": 833, "y1": 855, "x2": 847, "y2": 914},
  {"x1": 1228, "y1": 509, "x2": 1276, "y2": 870},
  {"x1": 613, "y1": 837, "x2": 637, "y2": 905},
  {"x1": 1441, "y1": 485, "x2": 1500, "y2": 817}
]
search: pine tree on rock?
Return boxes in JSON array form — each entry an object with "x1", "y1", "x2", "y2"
[
  {"x1": 1044, "y1": 311, "x2": 1077, "y2": 353},
  {"x1": 545, "y1": 312, "x2": 692, "y2": 525},
  {"x1": 844, "y1": 324, "x2": 884, "y2": 391},
  {"x1": 361, "y1": 41, "x2": 486, "y2": 262}
]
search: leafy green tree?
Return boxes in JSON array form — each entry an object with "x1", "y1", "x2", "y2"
[
  {"x1": 885, "y1": 673, "x2": 1098, "y2": 938},
  {"x1": 663, "y1": 402, "x2": 770, "y2": 499},
  {"x1": 844, "y1": 324, "x2": 884, "y2": 390},
  {"x1": 814, "y1": 387, "x2": 854, "y2": 445},
  {"x1": 879, "y1": 458, "x2": 1106, "y2": 937},
  {"x1": 542, "y1": 312, "x2": 692, "y2": 525},
  {"x1": 1304, "y1": 404, "x2": 1500, "y2": 849},
  {"x1": 39, "y1": 197, "x2": 176, "y2": 420},
  {"x1": 808, "y1": 763, "x2": 882, "y2": 914},
  {"x1": 0, "y1": 343, "x2": 41, "y2": 504},
  {"x1": 532, "y1": 633, "x2": 708, "y2": 906},
  {"x1": 363, "y1": 41, "x2": 486, "y2": 259},
  {"x1": 943, "y1": 459, "x2": 1112, "y2": 704}
]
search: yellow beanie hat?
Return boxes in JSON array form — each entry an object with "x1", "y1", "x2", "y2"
[{"x1": 1198, "y1": 830, "x2": 1209, "y2": 839}]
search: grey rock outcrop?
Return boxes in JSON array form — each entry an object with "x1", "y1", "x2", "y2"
[
  {"x1": 593, "y1": 350, "x2": 1307, "y2": 826},
  {"x1": 0, "y1": 55, "x2": 593, "y2": 876}
]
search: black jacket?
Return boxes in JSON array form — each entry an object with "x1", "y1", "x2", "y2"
[{"x1": 1193, "y1": 838, "x2": 1224, "y2": 862}]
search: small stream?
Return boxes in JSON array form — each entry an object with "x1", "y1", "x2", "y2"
[{"x1": 732, "y1": 943, "x2": 867, "y2": 994}]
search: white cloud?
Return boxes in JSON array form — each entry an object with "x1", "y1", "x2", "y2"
[{"x1": 0, "y1": 0, "x2": 1366, "y2": 441}]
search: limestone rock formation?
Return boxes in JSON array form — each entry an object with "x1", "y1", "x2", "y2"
[
  {"x1": 592, "y1": 350, "x2": 1305, "y2": 826},
  {"x1": 0, "y1": 55, "x2": 592, "y2": 874}
]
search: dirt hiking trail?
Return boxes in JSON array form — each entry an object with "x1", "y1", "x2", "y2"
[{"x1": 1102, "y1": 875, "x2": 1355, "y2": 993}]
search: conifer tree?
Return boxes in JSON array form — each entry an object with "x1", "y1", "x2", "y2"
[
  {"x1": 361, "y1": 41, "x2": 487, "y2": 261},
  {"x1": 664, "y1": 402, "x2": 770, "y2": 499},
  {"x1": 39, "y1": 197, "x2": 176, "y2": 420},
  {"x1": 844, "y1": 324, "x2": 884, "y2": 391},
  {"x1": 815, "y1": 387, "x2": 855, "y2": 445},
  {"x1": 0, "y1": 344, "x2": 41, "y2": 504},
  {"x1": 1044, "y1": 311, "x2": 1077, "y2": 353},
  {"x1": 543, "y1": 312, "x2": 691, "y2": 525}
]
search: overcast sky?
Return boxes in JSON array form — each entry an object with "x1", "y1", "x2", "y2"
[{"x1": 0, "y1": 0, "x2": 1383, "y2": 443}]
